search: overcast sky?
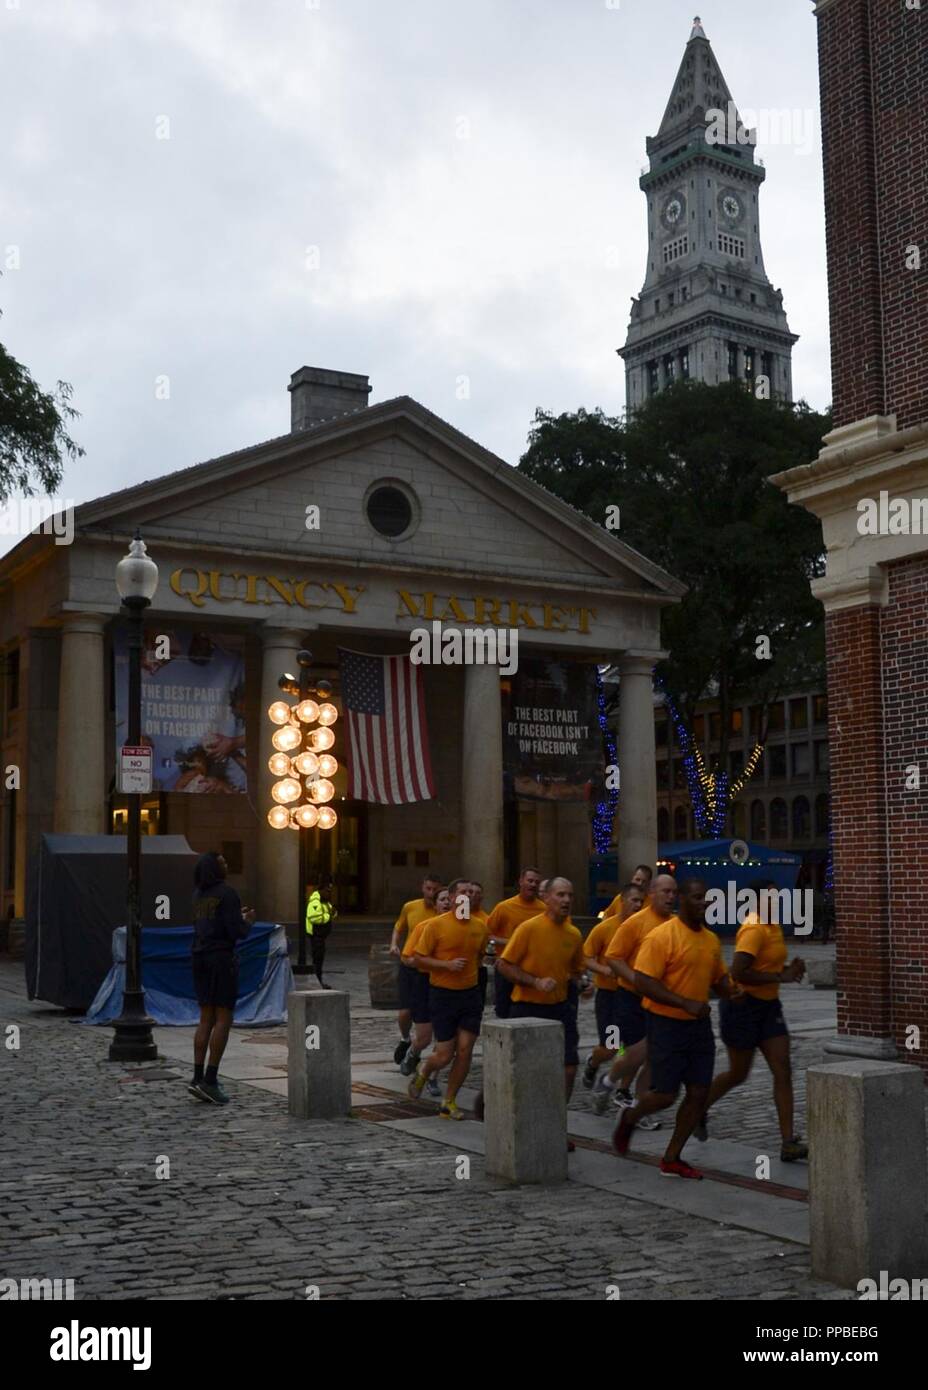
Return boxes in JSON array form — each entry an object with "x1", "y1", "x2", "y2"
[{"x1": 1, "y1": 0, "x2": 827, "y2": 548}]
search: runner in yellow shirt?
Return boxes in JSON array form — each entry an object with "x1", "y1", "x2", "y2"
[
  {"x1": 390, "y1": 875, "x2": 442, "y2": 1066},
  {"x1": 696, "y1": 880, "x2": 807, "y2": 1162},
  {"x1": 612, "y1": 877, "x2": 740, "y2": 1180},
  {"x1": 601, "y1": 864, "x2": 653, "y2": 920},
  {"x1": 581, "y1": 882, "x2": 646, "y2": 1090},
  {"x1": 486, "y1": 867, "x2": 545, "y2": 1019},
  {"x1": 398, "y1": 886, "x2": 450, "y2": 1090}
]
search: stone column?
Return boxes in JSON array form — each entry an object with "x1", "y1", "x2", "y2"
[
  {"x1": 617, "y1": 653, "x2": 660, "y2": 883},
  {"x1": 53, "y1": 613, "x2": 107, "y2": 834},
  {"x1": 460, "y1": 663, "x2": 503, "y2": 904},
  {"x1": 256, "y1": 626, "x2": 306, "y2": 924}
]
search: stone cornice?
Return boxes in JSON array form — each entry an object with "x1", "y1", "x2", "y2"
[
  {"x1": 771, "y1": 417, "x2": 928, "y2": 517},
  {"x1": 811, "y1": 568, "x2": 888, "y2": 613}
]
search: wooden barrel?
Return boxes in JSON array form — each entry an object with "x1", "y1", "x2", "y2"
[{"x1": 368, "y1": 943, "x2": 400, "y2": 1008}]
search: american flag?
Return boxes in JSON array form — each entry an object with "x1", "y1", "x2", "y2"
[{"x1": 338, "y1": 649, "x2": 435, "y2": 804}]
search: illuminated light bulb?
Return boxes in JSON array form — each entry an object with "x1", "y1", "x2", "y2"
[
  {"x1": 317, "y1": 703, "x2": 338, "y2": 726},
  {"x1": 268, "y1": 752, "x2": 292, "y2": 777},
  {"x1": 294, "y1": 804, "x2": 319, "y2": 829},
  {"x1": 272, "y1": 725, "x2": 301, "y2": 753},
  {"x1": 308, "y1": 778, "x2": 335, "y2": 804},
  {"x1": 317, "y1": 754, "x2": 338, "y2": 778},
  {"x1": 309, "y1": 726, "x2": 335, "y2": 752},
  {"x1": 296, "y1": 699, "x2": 320, "y2": 724},
  {"x1": 271, "y1": 777, "x2": 302, "y2": 805},
  {"x1": 292, "y1": 750, "x2": 320, "y2": 777},
  {"x1": 267, "y1": 805, "x2": 290, "y2": 830},
  {"x1": 268, "y1": 701, "x2": 292, "y2": 725},
  {"x1": 317, "y1": 806, "x2": 337, "y2": 830}
]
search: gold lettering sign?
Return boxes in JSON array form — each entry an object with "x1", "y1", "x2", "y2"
[
  {"x1": 169, "y1": 569, "x2": 365, "y2": 614},
  {"x1": 395, "y1": 590, "x2": 595, "y2": 635}
]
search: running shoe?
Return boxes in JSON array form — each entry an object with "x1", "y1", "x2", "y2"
[
  {"x1": 393, "y1": 1038, "x2": 411, "y2": 1065},
  {"x1": 439, "y1": 1100, "x2": 464, "y2": 1121},
  {"x1": 591, "y1": 1079, "x2": 613, "y2": 1116},
  {"x1": 399, "y1": 1049, "x2": 421, "y2": 1077},
  {"x1": 611, "y1": 1087, "x2": 635, "y2": 1109},
  {"x1": 407, "y1": 1073, "x2": 426, "y2": 1099},
  {"x1": 781, "y1": 1137, "x2": 809, "y2": 1162},
  {"x1": 693, "y1": 1118, "x2": 709, "y2": 1142},
  {"x1": 612, "y1": 1114, "x2": 635, "y2": 1157},
  {"x1": 659, "y1": 1158, "x2": 703, "y2": 1180},
  {"x1": 581, "y1": 1055, "x2": 598, "y2": 1090},
  {"x1": 196, "y1": 1081, "x2": 229, "y2": 1106},
  {"x1": 425, "y1": 1076, "x2": 441, "y2": 1098},
  {"x1": 187, "y1": 1081, "x2": 208, "y2": 1102},
  {"x1": 637, "y1": 1114, "x2": 662, "y2": 1131}
]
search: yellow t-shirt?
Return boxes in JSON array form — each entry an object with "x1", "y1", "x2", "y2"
[
  {"x1": 602, "y1": 891, "x2": 651, "y2": 920},
  {"x1": 486, "y1": 894, "x2": 545, "y2": 942},
  {"x1": 394, "y1": 898, "x2": 437, "y2": 949},
  {"x1": 634, "y1": 916, "x2": 726, "y2": 1021},
  {"x1": 500, "y1": 913, "x2": 585, "y2": 1005},
  {"x1": 734, "y1": 915, "x2": 786, "y2": 1000},
  {"x1": 604, "y1": 904, "x2": 668, "y2": 992},
  {"x1": 414, "y1": 911, "x2": 488, "y2": 991},
  {"x1": 583, "y1": 918, "x2": 622, "y2": 992},
  {"x1": 471, "y1": 908, "x2": 489, "y2": 929},
  {"x1": 401, "y1": 917, "x2": 432, "y2": 969}
]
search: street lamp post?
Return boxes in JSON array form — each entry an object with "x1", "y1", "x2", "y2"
[
  {"x1": 266, "y1": 649, "x2": 338, "y2": 976},
  {"x1": 109, "y1": 531, "x2": 159, "y2": 1063}
]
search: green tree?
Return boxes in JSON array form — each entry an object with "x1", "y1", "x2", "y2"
[
  {"x1": 520, "y1": 382, "x2": 830, "y2": 828},
  {"x1": 0, "y1": 327, "x2": 83, "y2": 503}
]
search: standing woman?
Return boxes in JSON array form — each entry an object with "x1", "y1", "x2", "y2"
[{"x1": 697, "y1": 880, "x2": 807, "y2": 1161}]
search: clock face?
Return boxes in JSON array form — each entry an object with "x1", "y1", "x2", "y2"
[
  {"x1": 721, "y1": 192, "x2": 742, "y2": 222},
  {"x1": 663, "y1": 193, "x2": 686, "y2": 229}
]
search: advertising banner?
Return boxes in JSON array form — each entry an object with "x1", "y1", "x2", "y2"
[
  {"x1": 114, "y1": 627, "x2": 246, "y2": 794},
  {"x1": 502, "y1": 659, "x2": 603, "y2": 802}
]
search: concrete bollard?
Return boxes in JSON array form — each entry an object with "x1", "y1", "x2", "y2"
[
  {"x1": 484, "y1": 1018, "x2": 567, "y2": 1185},
  {"x1": 287, "y1": 989, "x2": 352, "y2": 1119},
  {"x1": 807, "y1": 959, "x2": 837, "y2": 990},
  {"x1": 808, "y1": 1060, "x2": 927, "y2": 1288}
]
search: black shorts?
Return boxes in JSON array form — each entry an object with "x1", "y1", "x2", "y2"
[
  {"x1": 493, "y1": 967, "x2": 514, "y2": 1019},
  {"x1": 410, "y1": 969, "x2": 431, "y2": 1026},
  {"x1": 192, "y1": 951, "x2": 239, "y2": 1010},
  {"x1": 429, "y1": 985, "x2": 484, "y2": 1043},
  {"x1": 510, "y1": 999, "x2": 580, "y2": 1067},
  {"x1": 397, "y1": 961, "x2": 418, "y2": 1011},
  {"x1": 646, "y1": 1013, "x2": 715, "y2": 1094},
  {"x1": 719, "y1": 994, "x2": 789, "y2": 1050},
  {"x1": 612, "y1": 988, "x2": 649, "y2": 1048},
  {"x1": 594, "y1": 988, "x2": 623, "y2": 1048}
]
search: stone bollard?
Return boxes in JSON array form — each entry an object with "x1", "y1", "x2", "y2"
[
  {"x1": 808, "y1": 1060, "x2": 927, "y2": 1288},
  {"x1": 287, "y1": 990, "x2": 352, "y2": 1119},
  {"x1": 807, "y1": 959, "x2": 837, "y2": 990},
  {"x1": 484, "y1": 1018, "x2": 567, "y2": 1185}
]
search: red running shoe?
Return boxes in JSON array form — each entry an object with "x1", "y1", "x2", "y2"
[
  {"x1": 659, "y1": 1158, "x2": 703, "y2": 1180},
  {"x1": 612, "y1": 1114, "x2": 634, "y2": 1157}
]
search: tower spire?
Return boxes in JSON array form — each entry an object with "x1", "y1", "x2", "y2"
[{"x1": 690, "y1": 16, "x2": 707, "y2": 40}]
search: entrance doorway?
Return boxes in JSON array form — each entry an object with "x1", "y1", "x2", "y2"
[{"x1": 305, "y1": 802, "x2": 367, "y2": 913}]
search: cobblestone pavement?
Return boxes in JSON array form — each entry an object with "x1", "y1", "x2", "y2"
[{"x1": 1, "y1": 953, "x2": 858, "y2": 1302}]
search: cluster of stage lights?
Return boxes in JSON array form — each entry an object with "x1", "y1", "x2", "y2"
[{"x1": 266, "y1": 697, "x2": 339, "y2": 832}]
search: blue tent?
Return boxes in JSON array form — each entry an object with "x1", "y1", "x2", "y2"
[{"x1": 657, "y1": 839, "x2": 802, "y2": 893}]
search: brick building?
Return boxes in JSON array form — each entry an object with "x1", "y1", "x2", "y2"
[{"x1": 773, "y1": 0, "x2": 928, "y2": 1069}]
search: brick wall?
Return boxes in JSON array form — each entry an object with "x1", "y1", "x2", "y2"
[{"x1": 818, "y1": 0, "x2": 928, "y2": 430}]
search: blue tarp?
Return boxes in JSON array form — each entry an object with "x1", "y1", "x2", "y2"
[{"x1": 79, "y1": 922, "x2": 293, "y2": 1026}]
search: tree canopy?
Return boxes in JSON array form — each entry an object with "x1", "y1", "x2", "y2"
[{"x1": 0, "y1": 328, "x2": 83, "y2": 503}]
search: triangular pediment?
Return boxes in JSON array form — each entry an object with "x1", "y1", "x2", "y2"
[{"x1": 652, "y1": 27, "x2": 748, "y2": 153}]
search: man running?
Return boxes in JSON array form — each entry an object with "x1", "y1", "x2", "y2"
[
  {"x1": 390, "y1": 874, "x2": 442, "y2": 1066},
  {"x1": 398, "y1": 886, "x2": 449, "y2": 1091},
  {"x1": 581, "y1": 882, "x2": 645, "y2": 1090},
  {"x1": 408, "y1": 879, "x2": 487, "y2": 1120},
  {"x1": 469, "y1": 882, "x2": 491, "y2": 1007},
  {"x1": 497, "y1": 878, "x2": 596, "y2": 1114},
  {"x1": 189, "y1": 851, "x2": 255, "y2": 1105},
  {"x1": 591, "y1": 873, "x2": 678, "y2": 1115},
  {"x1": 612, "y1": 878, "x2": 739, "y2": 1180},
  {"x1": 486, "y1": 866, "x2": 545, "y2": 1018},
  {"x1": 696, "y1": 880, "x2": 808, "y2": 1161},
  {"x1": 600, "y1": 864, "x2": 653, "y2": 921}
]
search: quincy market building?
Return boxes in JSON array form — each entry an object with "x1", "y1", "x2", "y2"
[{"x1": 0, "y1": 368, "x2": 683, "y2": 925}]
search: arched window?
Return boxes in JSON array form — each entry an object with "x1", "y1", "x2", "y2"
[
  {"x1": 751, "y1": 800, "x2": 766, "y2": 840},
  {"x1": 815, "y1": 793, "x2": 830, "y2": 837},
  {"x1": 792, "y1": 796, "x2": 811, "y2": 840},
  {"x1": 674, "y1": 806, "x2": 688, "y2": 840},
  {"x1": 729, "y1": 801, "x2": 746, "y2": 839},
  {"x1": 770, "y1": 798, "x2": 788, "y2": 840},
  {"x1": 658, "y1": 807, "x2": 671, "y2": 842}
]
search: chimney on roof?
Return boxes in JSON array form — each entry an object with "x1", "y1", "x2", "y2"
[{"x1": 288, "y1": 367, "x2": 372, "y2": 432}]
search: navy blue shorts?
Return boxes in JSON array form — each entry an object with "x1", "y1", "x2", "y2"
[
  {"x1": 612, "y1": 988, "x2": 649, "y2": 1048},
  {"x1": 429, "y1": 985, "x2": 483, "y2": 1042},
  {"x1": 494, "y1": 967, "x2": 514, "y2": 1019},
  {"x1": 719, "y1": 994, "x2": 788, "y2": 1050},
  {"x1": 646, "y1": 1013, "x2": 715, "y2": 1094},
  {"x1": 397, "y1": 961, "x2": 418, "y2": 1011},
  {"x1": 193, "y1": 951, "x2": 238, "y2": 1010},
  {"x1": 594, "y1": 988, "x2": 623, "y2": 1048},
  {"x1": 410, "y1": 969, "x2": 431, "y2": 1025},
  {"x1": 510, "y1": 999, "x2": 580, "y2": 1067}
]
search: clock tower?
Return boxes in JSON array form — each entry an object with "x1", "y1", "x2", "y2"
[{"x1": 619, "y1": 17, "x2": 797, "y2": 411}]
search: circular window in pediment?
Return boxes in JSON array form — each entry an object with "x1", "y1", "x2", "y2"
[{"x1": 364, "y1": 480, "x2": 419, "y2": 540}]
